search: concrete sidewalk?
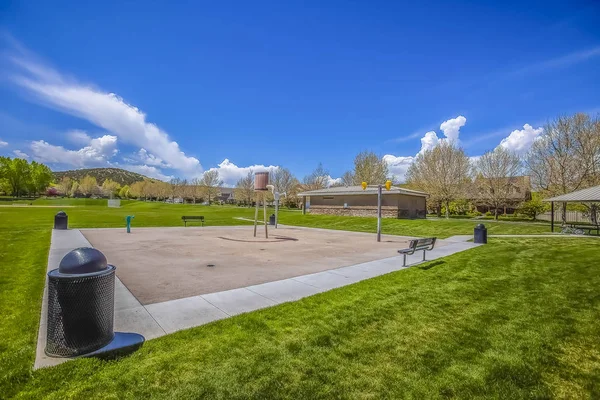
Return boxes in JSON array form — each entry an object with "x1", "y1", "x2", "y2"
[{"x1": 35, "y1": 228, "x2": 481, "y2": 369}]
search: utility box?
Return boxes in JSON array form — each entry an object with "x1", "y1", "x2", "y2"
[
  {"x1": 54, "y1": 211, "x2": 68, "y2": 230},
  {"x1": 474, "y1": 224, "x2": 487, "y2": 244}
]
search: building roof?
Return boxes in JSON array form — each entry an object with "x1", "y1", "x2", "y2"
[
  {"x1": 298, "y1": 185, "x2": 428, "y2": 197},
  {"x1": 544, "y1": 185, "x2": 600, "y2": 202}
]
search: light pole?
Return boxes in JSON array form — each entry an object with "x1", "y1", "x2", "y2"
[{"x1": 362, "y1": 180, "x2": 392, "y2": 242}]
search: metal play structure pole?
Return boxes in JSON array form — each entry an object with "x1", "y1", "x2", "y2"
[
  {"x1": 253, "y1": 171, "x2": 270, "y2": 238},
  {"x1": 362, "y1": 180, "x2": 392, "y2": 242}
]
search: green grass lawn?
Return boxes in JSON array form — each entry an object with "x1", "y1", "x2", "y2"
[
  {"x1": 2, "y1": 201, "x2": 597, "y2": 398},
  {"x1": 0, "y1": 199, "x2": 551, "y2": 237},
  {"x1": 279, "y1": 213, "x2": 552, "y2": 237}
]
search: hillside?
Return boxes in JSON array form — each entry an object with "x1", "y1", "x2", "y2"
[{"x1": 53, "y1": 168, "x2": 152, "y2": 186}]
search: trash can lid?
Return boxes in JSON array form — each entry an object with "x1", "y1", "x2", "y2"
[
  {"x1": 56, "y1": 211, "x2": 67, "y2": 217},
  {"x1": 476, "y1": 223, "x2": 486, "y2": 229},
  {"x1": 59, "y1": 247, "x2": 108, "y2": 274}
]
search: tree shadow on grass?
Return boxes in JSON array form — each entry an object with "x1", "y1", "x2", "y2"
[{"x1": 417, "y1": 260, "x2": 446, "y2": 270}]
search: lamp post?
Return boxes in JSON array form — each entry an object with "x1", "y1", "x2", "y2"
[{"x1": 362, "y1": 180, "x2": 392, "y2": 242}]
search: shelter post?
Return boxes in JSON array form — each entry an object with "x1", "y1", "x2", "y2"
[{"x1": 551, "y1": 201, "x2": 554, "y2": 232}]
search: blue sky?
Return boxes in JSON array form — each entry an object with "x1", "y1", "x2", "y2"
[{"x1": 1, "y1": 0, "x2": 599, "y2": 185}]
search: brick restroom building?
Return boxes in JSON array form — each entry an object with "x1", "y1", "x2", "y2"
[{"x1": 298, "y1": 185, "x2": 428, "y2": 219}]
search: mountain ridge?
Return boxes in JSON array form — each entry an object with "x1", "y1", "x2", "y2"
[{"x1": 53, "y1": 167, "x2": 154, "y2": 186}]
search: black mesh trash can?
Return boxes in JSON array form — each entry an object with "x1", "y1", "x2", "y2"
[
  {"x1": 46, "y1": 247, "x2": 115, "y2": 357},
  {"x1": 54, "y1": 211, "x2": 68, "y2": 230},
  {"x1": 474, "y1": 223, "x2": 487, "y2": 244}
]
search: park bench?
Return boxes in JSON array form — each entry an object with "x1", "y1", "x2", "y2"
[
  {"x1": 570, "y1": 224, "x2": 600, "y2": 235},
  {"x1": 181, "y1": 216, "x2": 205, "y2": 227},
  {"x1": 398, "y1": 237, "x2": 437, "y2": 266}
]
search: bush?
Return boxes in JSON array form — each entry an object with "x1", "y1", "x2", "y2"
[{"x1": 517, "y1": 193, "x2": 549, "y2": 220}]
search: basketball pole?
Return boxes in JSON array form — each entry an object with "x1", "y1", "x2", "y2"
[{"x1": 362, "y1": 180, "x2": 392, "y2": 243}]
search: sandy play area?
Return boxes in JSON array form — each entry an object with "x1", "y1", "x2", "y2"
[{"x1": 81, "y1": 226, "x2": 447, "y2": 304}]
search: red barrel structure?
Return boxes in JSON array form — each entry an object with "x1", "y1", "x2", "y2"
[{"x1": 254, "y1": 172, "x2": 269, "y2": 191}]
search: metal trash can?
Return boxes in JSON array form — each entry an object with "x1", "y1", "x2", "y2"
[
  {"x1": 474, "y1": 223, "x2": 487, "y2": 244},
  {"x1": 54, "y1": 211, "x2": 68, "y2": 230},
  {"x1": 269, "y1": 214, "x2": 276, "y2": 225},
  {"x1": 46, "y1": 247, "x2": 115, "y2": 357}
]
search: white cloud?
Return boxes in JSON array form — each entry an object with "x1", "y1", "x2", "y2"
[
  {"x1": 389, "y1": 131, "x2": 421, "y2": 143},
  {"x1": 13, "y1": 150, "x2": 29, "y2": 159},
  {"x1": 67, "y1": 129, "x2": 91, "y2": 145},
  {"x1": 29, "y1": 134, "x2": 118, "y2": 167},
  {"x1": 136, "y1": 148, "x2": 171, "y2": 168},
  {"x1": 384, "y1": 115, "x2": 468, "y2": 181},
  {"x1": 327, "y1": 176, "x2": 342, "y2": 186},
  {"x1": 498, "y1": 124, "x2": 543, "y2": 154},
  {"x1": 205, "y1": 159, "x2": 279, "y2": 187},
  {"x1": 513, "y1": 46, "x2": 600, "y2": 77},
  {"x1": 0, "y1": 139, "x2": 7, "y2": 147},
  {"x1": 419, "y1": 131, "x2": 439, "y2": 154},
  {"x1": 439, "y1": 115, "x2": 466, "y2": 142},
  {"x1": 382, "y1": 154, "x2": 416, "y2": 182},
  {"x1": 8, "y1": 53, "x2": 202, "y2": 176},
  {"x1": 469, "y1": 155, "x2": 481, "y2": 164}
]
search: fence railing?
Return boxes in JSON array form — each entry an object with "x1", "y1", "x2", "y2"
[{"x1": 537, "y1": 210, "x2": 591, "y2": 224}]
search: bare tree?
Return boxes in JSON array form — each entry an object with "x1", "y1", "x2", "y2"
[
  {"x1": 190, "y1": 177, "x2": 203, "y2": 204},
  {"x1": 525, "y1": 113, "x2": 600, "y2": 223},
  {"x1": 270, "y1": 167, "x2": 300, "y2": 207},
  {"x1": 302, "y1": 163, "x2": 330, "y2": 191},
  {"x1": 201, "y1": 170, "x2": 223, "y2": 204},
  {"x1": 235, "y1": 170, "x2": 254, "y2": 206},
  {"x1": 169, "y1": 178, "x2": 181, "y2": 200},
  {"x1": 406, "y1": 141, "x2": 472, "y2": 218},
  {"x1": 475, "y1": 147, "x2": 523, "y2": 219},
  {"x1": 340, "y1": 171, "x2": 354, "y2": 187},
  {"x1": 179, "y1": 179, "x2": 192, "y2": 203},
  {"x1": 352, "y1": 151, "x2": 389, "y2": 185}
]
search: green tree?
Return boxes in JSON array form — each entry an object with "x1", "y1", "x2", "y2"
[
  {"x1": 0, "y1": 157, "x2": 31, "y2": 197},
  {"x1": 101, "y1": 178, "x2": 121, "y2": 198},
  {"x1": 79, "y1": 175, "x2": 98, "y2": 197},
  {"x1": 29, "y1": 161, "x2": 54, "y2": 196},
  {"x1": 57, "y1": 177, "x2": 74, "y2": 197},
  {"x1": 119, "y1": 185, "x2": 131, "y2": 199},
  {"x1": 517, "y1": 192, "x2": 549, "y2": 220},
  {"x1": 70, "y1": 181, "x2": 79, "y2": 197}
]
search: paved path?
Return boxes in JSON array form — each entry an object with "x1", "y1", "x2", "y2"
[{"x1": 35, "y1": 228, "x2": 481, "y2": 369}]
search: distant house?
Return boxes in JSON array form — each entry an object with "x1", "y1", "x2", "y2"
[
  {"x1": 215, "y1": 187, "x2": 235, "y2": 204},
  {"x1": 470, "y1": 175, "x2": 532, "y2": 214},
  {"x1": 298, "y1": 185, "x2": 428, "y2": 219}
]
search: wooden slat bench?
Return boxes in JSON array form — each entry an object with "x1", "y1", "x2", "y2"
[
  {"x1": 398, "y1": 237, "x2": 437, "y2": 266},
  {"x1": 570, "y1": 224, "x2": 600, "y2": 235},
  {"x1": 181, "y1": 216, "x2": 204, "y2": 227}
]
